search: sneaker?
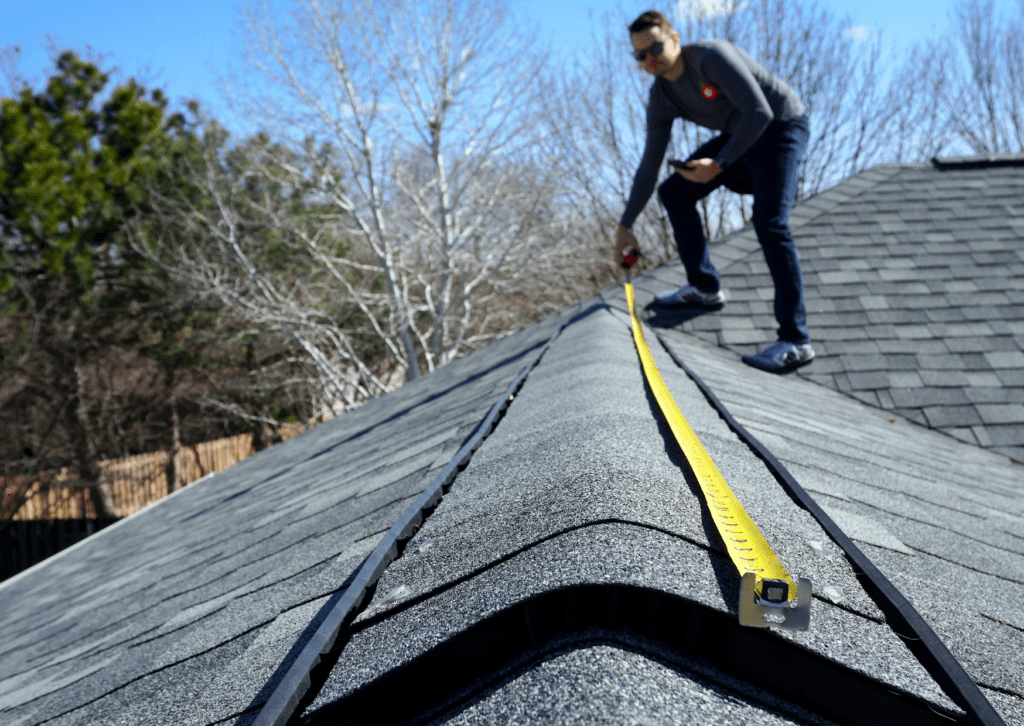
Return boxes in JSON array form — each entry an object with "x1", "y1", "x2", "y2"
[
  {"x1": 653, "y1": 284, "x2": 726, "y2": 308},
  {"x1": 742, "y1": 340, "x2": 815, "y2": 373}
]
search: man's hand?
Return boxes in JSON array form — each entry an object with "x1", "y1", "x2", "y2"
[
  {"x1": 676, "y1": 157, "x2": 722, "y2": 184},
  {"x1": 616, "y1": 225, "x2": 639, "y2": 265}
]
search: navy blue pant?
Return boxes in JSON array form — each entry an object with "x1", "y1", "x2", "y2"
[{"x1": 657, "y1": 114, "x2": 811, "y2": 344}]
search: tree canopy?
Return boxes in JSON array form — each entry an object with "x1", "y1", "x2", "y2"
[{"x1": 0, "y1": 51, "x2": 182, "y2": 306}]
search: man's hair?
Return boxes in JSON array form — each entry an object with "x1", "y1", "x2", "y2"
[{"x1": 627, "y1": 10, "x2": 677, "y2": 41}]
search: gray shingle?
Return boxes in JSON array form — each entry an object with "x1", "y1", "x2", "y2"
[
  {"x1": 964, "y1": 387, "x2": 1024, "y2": 403},
  {"x1": 929, "y1": 322, "x2": 993, "y2": 338},
  {"x1": 846, "y1": 372, "x2": 892, "y2": 390},
  {"x1": 925, "y1": 308, "x2": 968, "y2": 322},
  {"x1": 876, "y1": 389, "x2": 896, "y2": 408},
  {"x1": 915, "y1": 353, "x2": 969, "y2": 370},
  {"x1": 945, "y1": 427, "x2": 979, "y2": 445},
  {"x1": 887, "y1": 371, "x2": 925, "y2": 388},
  {"x1": 839, "y1": 355, "x2": 892, "y2": 372},
  {"x1": 817, "y1": 270, "x2": 869, "y2": 285},
  {"x1": 986, "y1": 351, "x2": 1024, "y2": 369},
  {"x1": 858, "y1": 294, "x2": 890, "y2": 310},
  {"x1": 866, "y1": 309, "x2": 931, "y2": 325},
  {"x1": 849, "y1": 389, "x2": 881, "y2": 406},
  {"x1": 976, "y1": 405, "x2": 1024, "y2": 425},
  {"x1": 932, "y1": 280, "x2": 980, "y2": 293},
  {"x1": 876, "y1": 339, "x2": 949, "y2": 354},
  {"x1": 944, "y1": 335, "x2": 1013, "y2": 352},
  {"x1": 923, "y1": 406, "x2": 983, "y2": 428},
  {"x1": 867, "y1": 281, "x2": 932, "y2": 295},
  {"x1": 918, "y1": 370, "x2": 972, "y2": 387},
  {"x1": 890, "y1": 388, "x2": 969, "y2": 408},
  {"x1": 720, "y1": 328, "x2": 770, "y2": 345},
  {"x1": 4, "y1": 154, "x2": 1024, "y2": 726},
  {"x1": 894, "y1": 324, "x2": 935, "y2": 339},
  {"x1": 964, "y1": 371, "x2": 1005, "y2": 387}
]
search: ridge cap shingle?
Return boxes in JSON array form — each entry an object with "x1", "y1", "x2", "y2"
[{"x1": 932, "y1": 153, "x2": 1024, "y2": 169}]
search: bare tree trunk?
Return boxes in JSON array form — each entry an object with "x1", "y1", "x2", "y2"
[
  {"x1": 166, "y1": 398, "x2": 182, "y2": 493},
  {"x1": 73, "y1": 362, "x2": 117, "y2": 518}
]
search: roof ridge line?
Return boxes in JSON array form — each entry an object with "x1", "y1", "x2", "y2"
[
  {"x1": 346, "y1": 518, "x2": 724, "y2": 635},
  {"x1": 300, "y1": 583, "x2": 964, "y2": 726},
  {"x1": 247, "y1": 304, "x2": 587, "y2": 726},
  {"x1": 932, "y1": 153, "x2": 1024, "y2": 169}
]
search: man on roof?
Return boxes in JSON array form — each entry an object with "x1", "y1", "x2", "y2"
[{"x1": 615, "y1": 9, "x2": 813, "y2": 372}]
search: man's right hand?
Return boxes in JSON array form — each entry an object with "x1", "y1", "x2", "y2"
[{"x1": 615, "y1": 225, "x2": 639, "y2": 264}]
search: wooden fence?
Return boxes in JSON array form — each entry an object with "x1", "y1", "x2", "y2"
[
  {"x1": 2, "y1": 420, "x2": 323, "y2": 521},
  {"x1": 0, "y1": 419, "x2": 336, "y2": 581}
]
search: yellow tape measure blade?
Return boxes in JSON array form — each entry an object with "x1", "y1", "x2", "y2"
[{"x1": 624, "y1": 284, "x2": 810, "y2": 630}]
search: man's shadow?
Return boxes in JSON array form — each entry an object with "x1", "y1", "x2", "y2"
[{"x1": 640, "y1": 301, "x2": 723, "y2": 329}]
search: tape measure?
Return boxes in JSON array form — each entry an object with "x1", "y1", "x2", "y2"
[{"x1": 625, "y1": 283, "x2": 811, "y2": 630}]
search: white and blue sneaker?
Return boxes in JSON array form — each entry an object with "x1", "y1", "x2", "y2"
[
  {"x1": 653, "y1": 284, "x2": 726, "y2": 308},
  {"x1": 742, "y1": 341, "x2": 815, "y2": 373}
]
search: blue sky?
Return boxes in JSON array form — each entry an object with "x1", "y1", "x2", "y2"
[{"x1": 0, "y1": 0, "x2": 1013, "y2": 132}]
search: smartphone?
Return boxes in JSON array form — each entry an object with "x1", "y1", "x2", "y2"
[{"x1": 667, "y1": 158, "x2": 692, "y2": 170}]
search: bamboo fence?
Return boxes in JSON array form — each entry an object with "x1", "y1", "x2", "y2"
[{"x1": 2, "y1": 420, "x2": 324, "y2": 521}]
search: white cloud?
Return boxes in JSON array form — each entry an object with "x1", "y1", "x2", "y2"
[
  {"x1": 844, "y1": 25, "x2": 872, "y2": 42},
  {"x1": 676, "y1": 0, "x2": 744, "y2": 22}
]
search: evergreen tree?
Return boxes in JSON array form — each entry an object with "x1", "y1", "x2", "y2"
[{"x1": 0, "y1": 52, "x2": 187, "y2": 518}]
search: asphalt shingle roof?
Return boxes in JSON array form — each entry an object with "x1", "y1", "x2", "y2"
[
  {"x1": 650, "y1": 154, "x2": 1024, "y2": 462},
  {"x1": 1, "y1": 153, "x2": 1022, "y2": 726},
  {"x1": 647, "y1": 311, "x2": 1024, "y2": 722},
  {"x1": 301, "y1": 303, "x2": 963, "y2": 723},
  {"x1": 0, "y1": 309, "x2": 572, "y2": 726}
]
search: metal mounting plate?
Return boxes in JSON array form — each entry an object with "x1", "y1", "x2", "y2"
[{"x1": 738, "y1": 572, "x2": 812, "y2": 630}]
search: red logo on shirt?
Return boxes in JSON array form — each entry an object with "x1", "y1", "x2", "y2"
[{"x1": 701, "y1": 84, "x2": 719, "y2": 100}]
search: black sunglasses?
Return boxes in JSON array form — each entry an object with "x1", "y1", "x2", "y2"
[{"x1": 633, "y1": 39, "x2": 667, "y2": 62}]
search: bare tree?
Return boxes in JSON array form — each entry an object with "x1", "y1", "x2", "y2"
[
  {"x1": 131, "y1": 124, "x2": 385, "y2": 411},
  {"x1": 0, "y1": 45, "x2": 25, "y2": 96},
  {"x1": 903, "y1": 0, "x2": 1024, "y2": 157},
  {"x1": 137, "y1": 0, "x2": 579, "y2": 414}
]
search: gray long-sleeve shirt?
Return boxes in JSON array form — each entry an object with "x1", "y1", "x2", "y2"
[{"x1": 619, "y1": 40, "x2": 805, "y2": 229}]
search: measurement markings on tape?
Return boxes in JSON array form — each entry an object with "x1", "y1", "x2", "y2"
[{"x1": 625, "y1": 283, "x2": 811, "y2": 630}]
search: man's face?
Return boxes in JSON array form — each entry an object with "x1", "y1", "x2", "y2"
[{"x1": 630, "y1": 27, "x2": 677, "y2": 77}]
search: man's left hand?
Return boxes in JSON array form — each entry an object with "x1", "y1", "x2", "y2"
[{"x1": 676, "y1": 158, "x2": 722, "y2": 184}]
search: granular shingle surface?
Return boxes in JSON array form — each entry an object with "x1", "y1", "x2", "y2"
[
  {"x1": 0, "y1": 305, "x2": 574, "y2": 726},
  {"x1": 2, "y1": 155, "x2": 1023, "y2": 726},
  {"x1": 303, "y1": 306, "x2": 961, "y2": 721},
  {"x1": 425, "y1": 630, "x2": 840, "y2": 726},
  {"x1": 638, "y1": 308, "x2": 1024, "y2": 724},
  {"x1": 642, "y1": 155, "x2": 1024, "y2": 463}
]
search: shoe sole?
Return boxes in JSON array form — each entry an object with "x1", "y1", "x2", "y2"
[
  {"x1": 652, "y1": 297, "x2": 726, "y2": 309},
  {"x1": 741, "y1": 353, "x2": 814, "y2": 374}
]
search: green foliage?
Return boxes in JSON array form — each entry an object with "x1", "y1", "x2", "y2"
[
  {"x1": 0, "y1": 51, "x2": 181, "y2": 308},
  {"x1": 0, "y1": 50, "x2": 328, "y2": 474}
]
